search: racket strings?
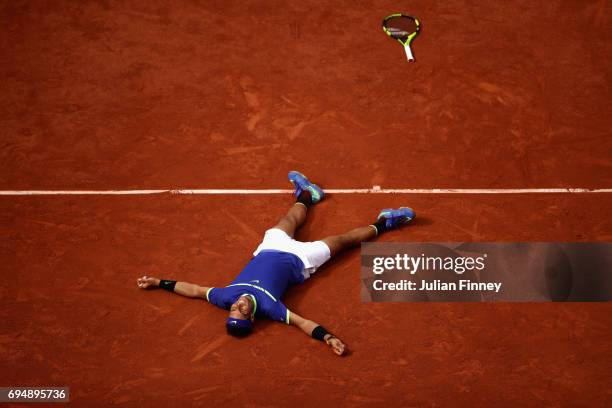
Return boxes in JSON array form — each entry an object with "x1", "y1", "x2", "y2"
[
  {"x1": 386, "y1": 27, "x2": 411, "y2": 38},
  {"x1": 384, "y1": 16, "x2": 418, "y2": 42}
]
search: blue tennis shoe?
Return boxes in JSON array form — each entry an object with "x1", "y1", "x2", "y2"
[
  {"x1": 377, "y1": 207, "x2": 415, "y2": 229},
  {"x1": 288, "y1": 171, "x2": 324, "y2": 204}
]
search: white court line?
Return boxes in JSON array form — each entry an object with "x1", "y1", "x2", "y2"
[{"x1": 0, "y1": 188, "x2": 611, "y2": 196}]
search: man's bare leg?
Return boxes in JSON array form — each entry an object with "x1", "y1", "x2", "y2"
[
  {"x1": 272, "y1": 201, "x2": 308, "y2": 238},
  {"x1": 322, "y1": 225, "x2": 377, "y2": 257},
  {"x1": 322, "y1": 207, "x2": 415, "y2": 257},
  {"x1": 275, "y1": 172, "x2": 325, "y2": 237}
]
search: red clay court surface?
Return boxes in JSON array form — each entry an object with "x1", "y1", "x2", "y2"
[{"x1": 1, "y1": 1, "x2": 611, "y2": 407}]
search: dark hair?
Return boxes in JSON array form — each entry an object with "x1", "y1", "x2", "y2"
[{"x1": 226, "y1": 324, "x2": 252, "y2": 337}]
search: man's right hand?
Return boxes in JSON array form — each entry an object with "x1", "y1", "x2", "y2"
[
  {"x1": 327, "y1": 336, "x2": 347, "y2": 356},
  {"x1": 137, "y1": 275, "x2": 160, "y2": 289}
]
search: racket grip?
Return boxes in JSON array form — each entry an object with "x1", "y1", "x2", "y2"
[{"x1": 404, "y1": 44, "x2": 415, "y2": 62}]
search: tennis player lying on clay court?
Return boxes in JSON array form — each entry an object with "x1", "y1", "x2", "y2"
[{"x1": 137, "y1": 171, "x2": 414, "y2": 356}]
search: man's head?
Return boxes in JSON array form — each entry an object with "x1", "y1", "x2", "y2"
[{"x1": 226, "y1": 294, "x2": 255, "y2": 337}]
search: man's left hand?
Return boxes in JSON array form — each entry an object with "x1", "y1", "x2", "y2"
[{"x1": 137, "y1": 275, "x2": 160, "y2": 289}]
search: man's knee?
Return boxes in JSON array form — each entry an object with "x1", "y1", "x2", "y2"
[
  {"x1": 323, "y1": 234, "x2": 349, "y2": 254},
  {"x1": 272, "y1": 216, "x2": 297, "y2": 237},
  {"x1": 278, "y1": 214, "x2": 297, "y2": 227}
]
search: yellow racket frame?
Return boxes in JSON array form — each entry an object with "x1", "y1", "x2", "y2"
[{"x1": 382, "y1": 13, "x2": 421, "y2": 62}]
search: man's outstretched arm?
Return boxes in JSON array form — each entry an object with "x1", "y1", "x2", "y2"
[
  {"x1": 137, "y1": 275, "x2": 210, "y2": 299},
  {"x1": 288, "y1": 310, "x2": 346, "y2": 356}
]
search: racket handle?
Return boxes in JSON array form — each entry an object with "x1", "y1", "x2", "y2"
[{"x1": 404, "y1": 44, "x2": 415, "y2": 62}]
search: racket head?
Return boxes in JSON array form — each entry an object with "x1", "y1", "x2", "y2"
[{"x1": 382, "y1": 13, "x2": 420, "y2": 45}]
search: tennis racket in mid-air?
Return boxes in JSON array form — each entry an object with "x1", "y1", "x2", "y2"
[{"x1": 382, "y1": 13, "x2": 421, "y2": 62}]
